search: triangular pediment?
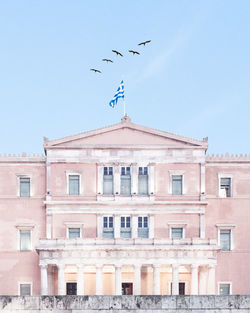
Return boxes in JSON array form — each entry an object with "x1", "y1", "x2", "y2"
[{"x1": 44, "y1": 116, "x2": 207, "y2": 149}]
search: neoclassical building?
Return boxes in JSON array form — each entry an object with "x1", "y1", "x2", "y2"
[{"x1": 0, "y1": 116, "x2": 250, "y2": 296}]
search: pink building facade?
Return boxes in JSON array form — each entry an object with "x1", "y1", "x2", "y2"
[{"x1": 0, "y1": 116, "x2": 249, "y2": 296}]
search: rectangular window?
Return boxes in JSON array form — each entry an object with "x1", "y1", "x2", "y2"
[
  {"x1": 68, "y1": 228, "x2": 81, "y2": 238},
  {"x1": 68, "y1": 175, "x2": 80, "y2": 195},
  {"x1": 171, "y1": 227, "x2": 183, "y2": 239},
  {"x1": 138, "y1": 216, "x2": 149, "y2": 238},
  {"x1": 20, "y1": 177, "x2": 30, "y2": 197},
  {"x1": 138, "y1": 167, "x2": 148, "y2": 195},
  {"x1": 219, "y1": 283, "x2": 231, "y2": 295},
  {"x1": 20, "y1": 283, "x2": 31, "y2": 296},
  {"x1": 19, "y1": 230, "x2": 31, "y2": 251},
  {"x1": 120, "y1": 167, "x2": 131, "y2": 195},
  {"x1": 120, "y1": 216, "x2": 131, "y2": 238},
  {"x1": 103, "y1": 216, "x2": 114, "y2": 238},
  {"x1": 220, "y1": 178, "x2": 231, "y2": 197},
  {"x1": 103, "y1": 167, "x2": 113, "y2": 195},
  {"x1": 220, "y1": 229, "x2": 231, "y2": 251},
  {"x1": 172, "y1": 175, "x2": 183, "y2": 195}
]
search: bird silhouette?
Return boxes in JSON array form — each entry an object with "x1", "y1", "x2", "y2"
[
  {"x1": 138, "y1": 40, "x2": 151, "y2": 46},
  {"x1": 128, "y1": 50, "x2": 140, "y2": 55},
  {"x1": 90, "y1": 68, "x2": 101, "y2": 73},
  {"x1": 112, "y1": 50, "x2": 123, "y2": 57},
  {"x1": 102, "y1": 59, "x2": 113, "y2": 63}
]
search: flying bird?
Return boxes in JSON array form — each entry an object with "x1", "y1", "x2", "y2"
[
  {"x1": 128, "y1": 50, "x2": 140, "y2": 55},
  {"x1": 90, "y1": 68, "x2": 101, "y2": 73},
  {"x1": 138, "y1": 40, "x2": 151, "y2": 46},
  {"x1": 102, "y1": 59, "x2": 113, "y2": 63},
  {"x1": 112, "y1": 50, "x2": 123, "y2": 57}
]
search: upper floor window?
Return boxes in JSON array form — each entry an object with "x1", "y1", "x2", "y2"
[
  {"x1": 103, "y1": 167, "x2": 113, "y2": 195},
  {"x1": 171, "y1": 227, "x2": 183, "y2": 239},
  {"x1": 103, "y1": 216, "x2": 114, "y2": 238},
  {"x1": 19, "y1": 230, "x2": 31, "y2": 251},
  {"x1": 68, "y1": 174, "x2": 80, "y2": 195},
  {"x1": 220, "y1": 229, "x2": 231, "y2": 251},
  {"x1": 120, "y1": 167, "x2": 131, "y2": 195},
  {"x1": 172, "y1": 175, "x2": 183, "y2": 195},
  {"x1": 138, "y1": 167, "x2": 148, "y2": 195},
  {"x1": 19, "y1": 283, "x2": 32, "y2": 296},
  {"x1": 20, "y1": 177, "x2": 30, "y2": 197},
  {"x1": 138, "y1": 216, "x2": 149, "y2": 238},
  {"x1": 220, "y1": 177, "x2": 231, "y2": 198},
  {"x1": 120, "y1": 216, "x2": 131, "y2": 238},
  {"x1": 68, "y1": 227, "x2": 81, "y2": 239}
]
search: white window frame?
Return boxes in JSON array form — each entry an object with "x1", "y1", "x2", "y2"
[
  {"x1": 66, "y1": 172, "x2": 82, "y2": 196},
  {"x1": 218, "y1": 282, "x2": 232, "y2": 295},
  {"x1": 64, "y1": 222, "x2": 84, "y2": 239},
  {"x1": 138, "y1": 166, "x2": 149, "y2": 195},
  {"x1": 103, "y1": 166, "x2": 114, "y2": 195},
  {"x1": 169, "y1": 171, "x2": 185, "y2": 195},
  {"x1": 218, "y1": 174, "x2": 233, "y2": 198},
  {"x1": 168, "y1": 222, "x2": 187, "y2": 239},
  {"x1": 216, "y1": 224, "x2": 235, "y2": 251},
  {"x1": 18, "y1": 282, "x2": 33, "y2": 296},
  {"x1": 17, "y1": 174, "x2": 33, "y2": 197},
  {"x1": 16, "y1": 224, "x2": 34, "y2": 251},
  {"x1": 120, "y1": 166, "x2": 131, "y2": 195}
]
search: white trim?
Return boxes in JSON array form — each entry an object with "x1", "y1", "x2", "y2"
[
  {"x1": 168, "y1": 222, "x2": 187, "y2": 239},
  {"x1": 18, "y1": 282, "x2": 33, "y2": 296},
  {"x1": 66, "y1": 172, "x2": 82, "y2": 195},
  {"x1": 218, "y1": 281, "x2": 232, "y2": 295},
  {"x1": 218, "y1": 173, "x2": 233, "y2": 198},
  {"x1": 18, "y1": 228, "x2": 33, "y2": 251},
  {"x1": 217, "y1": 226, "x2": 234, "y2": 251},
  {"x1": 65, "y1": 223, "x2": 84, "y2": 239}
]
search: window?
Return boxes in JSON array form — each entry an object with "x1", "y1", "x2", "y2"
[
  {"x1": 220, "y1": 229, "x2": 231, "y2": 251},
  {"x1": 172, "y1": 175, "x2": 183, "y2": 195},
  {"x1": 68, "y1": 175, "x2": 80, "y2": 195},
  {"x1": 120, "y1": 216, "x2": 131, "y2": 238},
  {"x1": 219, "y1": 283, "x2": 231, "y2": 295},
  {"x1": 120, "y1": 167, "x2": 131, "y2": 195},
  {"x1": 138, "y1": 167, "x2": 148, "y2": 195},
  {"x1": 19, "y1": 283, "x2": 31, "y2": 296},
  {"x1": 68, "y1": 228, "x2": 81, "y2": 239},
  {"x1": 171, "y1": 227, "x2": 183, "y2": 239},
  {"x1": 220, "y1": 177, "x2": 231, "y2": 197},
  {"x1": 170, "y1": 282, "x2": 185, "y2": 295},
  {"x1": 19, "y1": 230, "x2": 31, "y2": 251},
  {"x1": 103, "y1": 216, "x2": 114, "y2": 238},
  {"x1": 138, "y1": 216, "x2": 149, "y2": 238},
  {"x1": 103, "y1": 167, "x2": 113, "y2": 195},
  {"x1": 20, "y1": 177, "x2": 30, "y2": 197}
]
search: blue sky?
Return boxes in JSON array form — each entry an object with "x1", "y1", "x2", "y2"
[{"x1": 0, "y1": 0, "x2": 249, "y2": 154}]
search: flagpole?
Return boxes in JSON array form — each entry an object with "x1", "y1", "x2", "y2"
[{"x1": 123, "y1": 97, "x2": 126, "y2": 117}]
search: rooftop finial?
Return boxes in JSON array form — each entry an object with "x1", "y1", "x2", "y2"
[{"x1": 121, "y1": 114, "x2": 131, "y2": 123}]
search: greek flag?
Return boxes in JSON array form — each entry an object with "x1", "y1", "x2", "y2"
[{"x1": 109, "y1": 80, "x2": 124, "y2": 108}]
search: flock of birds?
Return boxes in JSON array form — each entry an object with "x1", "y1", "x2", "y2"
[{"x1": 90, "y1": 40, "x2": 151, "y2": 73}]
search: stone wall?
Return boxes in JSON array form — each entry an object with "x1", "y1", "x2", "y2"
[{"x1": 0, "y1": 296, "x2": 250, "y2": 312}]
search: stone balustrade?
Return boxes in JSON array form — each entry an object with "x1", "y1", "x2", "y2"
[{"x1": 0, "y1": 295, "x2": 250, "y2": 312}]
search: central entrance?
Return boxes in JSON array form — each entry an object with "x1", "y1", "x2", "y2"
[{"x1": 122, "y1": 283, "x2": 133, "y2": 295}]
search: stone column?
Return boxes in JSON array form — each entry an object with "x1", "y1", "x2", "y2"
[
  {"x1": 207, "y1": 264, "x2": 216, "y2": 294},
  {"x1": 115, "y1": 265, "x2": 122, "y2": 295},
  {"x1": 172, "y1": 264, "x2": 179, "y2": 295},
  {"x1": 58, "y1": 264, "x2": 65, "y2": 295},
  {"x1": 149, "y1": 215, "x2": 155, "y2": 239},
  {"x1": 46, "y1": 214, "x2": 52, "y2": 239},
  {"x1": 134, "y1": 265, "x2": 141, "y2": 295},
  {"x1": 153, "y1": 265, "x2": 161, "y2": 295},
  {"x1": 40, "y1": 264, "x2": 48, "y2": 295},
  {"x1": 96, "y1": 265, "x2": 103, "y2": 295},
  {"x1": 114, "y1": 215, "x2": 120, "y2": 238},
  {"x1": 191, "y1": 265, "x2": 199, "y2": 295},
  {"x1": 199, "y1": 266, "x2": 207, "y2": 295},
  {"x1": 131, "y1": 163, "x2": 138, "y2": 194},
  {"x1": 77, "y1": 264, "x2": 84, "y2": 295},
  {"x1": 97, "y1": 215, "x2": 102, "y2": 238},
  {"x1": 132, "y1": 215, "x2": 138, "y2": 238}
]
